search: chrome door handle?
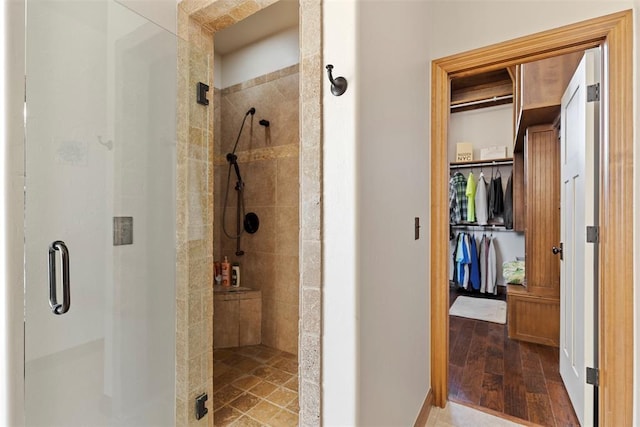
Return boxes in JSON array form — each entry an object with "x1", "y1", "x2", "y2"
[{"x1": 48, "y1": 240, "x2": 70, "y2": 315}]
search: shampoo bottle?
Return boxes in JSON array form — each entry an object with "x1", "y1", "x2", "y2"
[
  {"x1": 231, "y1": 263, "x2": 240, "y2": 287},
  {"x1": 221, "y1": 256, "x2": 231, "y2": 287}
]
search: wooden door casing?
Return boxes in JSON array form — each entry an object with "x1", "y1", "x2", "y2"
[{"x1": 431, "y1": 11, "x2": 634, "y2": 425}]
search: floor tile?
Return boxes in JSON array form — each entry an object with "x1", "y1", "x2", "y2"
[
  {"x1": 213, "y1": 405, "x2": 243, "y2": 427},
  {"x1": 246, "y1": 400, "x2": 281, "y2": 424},
  {"x1": 229, "y1": 392, "x2": 261, "y2": 413},
  {"x1": 268, "y1": 409, "x2": 299, "y2": 427},
  {"x1": 214, "y1": 345, "x2": 299, "y2": 426},
  {"x1": 266, "y1": 387, "x2": 297, "y2": 407},
  {"x1": 250, "y1": 380, "x2": 278, "y2": 398}
]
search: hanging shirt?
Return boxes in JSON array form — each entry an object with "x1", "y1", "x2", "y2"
[
  {"x1": 475, "y1": 173, "x2": 489, "y2": 225},
  {"x1": 486, "y1": 238, "x2": 497, "y2": 294},
  {"x1": 455, "y1": 233, "x2": 471, "y2": 289},
  {"x1": 469, "y1": 235, "x2": 481, "y2": 290},
  {"x1": 479, "y1": 235, "x2": 488, "y2": 293},
  {"x1": 449, "y1": 172, "x2": 468, "y2": 224},
  {"x1": 465, "y1": 172, "x2": 477, "y2": 222},
  {"x1": 504, "y1": 172, "x2": 514, "y2": 229},
  {"x1": 488, "y1": 173, "x2": 504, "y2": 219}
]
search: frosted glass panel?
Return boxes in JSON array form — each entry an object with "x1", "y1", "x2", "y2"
[{"x1": 23, "y1": 1, "x2": 202, "y2": 425}]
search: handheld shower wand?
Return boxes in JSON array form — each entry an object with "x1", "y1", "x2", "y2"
[{"x1": 223, "y1": 107, "x2": 257, "y2": 256}]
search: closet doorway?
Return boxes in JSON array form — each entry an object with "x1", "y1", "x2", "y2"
[
  {"x1": 447, "y1": 52, "x2": 581, "y2": 425},
  {"x1": 430, "y1": 10, "x2": 633, "y2": 427}
]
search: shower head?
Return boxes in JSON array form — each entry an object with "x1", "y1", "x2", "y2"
[{"x1": 246, "y1": 107, "x2": 256, "y2": 116}]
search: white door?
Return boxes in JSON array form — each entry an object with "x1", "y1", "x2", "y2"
[{"x1": 559, "y1": 48, "x2": 600, "y2": 426}]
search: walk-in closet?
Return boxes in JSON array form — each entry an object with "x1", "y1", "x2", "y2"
[{"x1": 447, "y1": 49, "x2": 595, "y2": 426}]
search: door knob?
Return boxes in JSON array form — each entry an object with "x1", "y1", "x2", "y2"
[{"x1": 552, "y1": 243, "x2": 563, "y2": 260}]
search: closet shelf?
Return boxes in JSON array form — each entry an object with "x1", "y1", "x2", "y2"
[{"x1": 449, "y1": 158, "x2": 513, "y2": 170}]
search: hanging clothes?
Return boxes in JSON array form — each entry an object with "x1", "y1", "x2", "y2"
[
  {"x1": 479, "y1": 234, "x2": 488, "y2": 293},
  {"x1": 488, "y1": 170, "x2": 504, "y2": 220},
  {"x1": 449, "y1": 172, "x2": 467, "y2": 224},
  {"x1": 504, "y1": 171, "x2": 514, "y2": 229},
  {"x1": 454, "y1": 233, "x2": 473, "y2": 289},
  {"x1": 455, "y1": 233, "x2": 470, "y2": 289},
  {"x1": 469, "y1": 235, "x2": 481, "y2": 290},
  {"x1": 475, "y1": 172, "x2": 489, "y2": 225},
  {"x1": 477, "y1": 234, "x2": 498, "y2": 294},
  {"x1": 465, "y1": 172, "x2": 477, "y2": 222},
  {"x1": 486, "y1": 237, "x2": 497, "y2": 294}
]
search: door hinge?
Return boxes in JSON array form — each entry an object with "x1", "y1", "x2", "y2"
[
  {"x1": 586, "y1": 226, "x2": 599, "y2": 243},
  {"x1": 587, "y1": 83, "x2": 600, "y2": 102},
  {"x1": 586, "y1": 367, "x2": 599, "y2": 386}
]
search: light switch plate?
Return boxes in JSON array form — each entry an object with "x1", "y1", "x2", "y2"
[{"x1": 113, "y1": 217, "x2": 133, "y2": 245}]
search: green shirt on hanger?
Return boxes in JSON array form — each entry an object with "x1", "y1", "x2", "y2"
[{"x1": 465, "y1": 172, "x2": 476, "y2": 222}]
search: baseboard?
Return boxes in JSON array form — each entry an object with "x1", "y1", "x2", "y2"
[{"x1": 413, "y1": 388, "x2": 434, "y2": 427}]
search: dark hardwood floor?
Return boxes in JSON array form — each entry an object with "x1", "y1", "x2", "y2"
[{"x1": 449, "y1": 287, "x2": 580, "y2": 426}]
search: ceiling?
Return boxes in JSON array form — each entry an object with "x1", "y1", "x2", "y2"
[{"x1": 214, "y1": 0, "x2": 299, "y2": 56}]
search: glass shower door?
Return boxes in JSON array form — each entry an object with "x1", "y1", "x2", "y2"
[{"x1": 24, "y1": 1, "x2": 183, "y2": 425}]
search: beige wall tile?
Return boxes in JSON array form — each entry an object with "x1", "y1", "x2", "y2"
[
  {"x1": 275, "y1": 207, "x2": 299, "y2": 256},
  {"x1": 276, "y1": 157, "x2": 299, "y2": 207},
  {"x1": 274, "y1": 256, "x2": 299, "y2": 306},
  {"x1": 242, "y1": 206, "x2": 276, "y2": 253}
]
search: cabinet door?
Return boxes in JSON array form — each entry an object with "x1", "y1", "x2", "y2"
[
  {"x1": 213, "y1": 296, "x2": 239, "y2": 348},
  {"x1": 239, "y1": 297, "x2": 262, "y2": 347},
  {"x1": 524, "y1": 125, "x2": 561, "y2": 297}
]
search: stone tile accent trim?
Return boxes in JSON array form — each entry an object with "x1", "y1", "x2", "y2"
[{"x1": 222, "y1": 64, "x2": 299, "y2": 95}]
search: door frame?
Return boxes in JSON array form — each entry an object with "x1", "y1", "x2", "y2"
[{"x1": 430, "y1": 10, "x2": 633, "y2": 425}]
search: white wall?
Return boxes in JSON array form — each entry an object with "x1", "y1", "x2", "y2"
[
  {"x1": 323, "y1": 0, "x2": 431, "y2": 425},
  {"x1": 322, "y1": 0, "x2": 639, "y2": 425},
  {"x1": 322, "y1": 1, "x2": 358, "y2": 424},
  {"x1": 216, "y1": 26, "x2": 299, "y2": 88},
  {"x1": 449, "y1": 104, "x2": 513, "y2": 162},
  {"x1": 355, "y1": 1, "x2": 431, "y2": 423}
]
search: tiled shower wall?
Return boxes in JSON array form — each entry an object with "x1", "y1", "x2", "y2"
[{"x1": 214, "y1": 65, "x2": 300, "y2": 355}]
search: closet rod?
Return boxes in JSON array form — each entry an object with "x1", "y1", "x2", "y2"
[
  {"x1": 451, "y1": 224, "x2": 516, "y2": 232},
  {"x1": 450, "y1": 94, "x2": 513, "y2": 110},
  {"x1": 450, "y1": 159, "x2": 513, "y2": 170}
]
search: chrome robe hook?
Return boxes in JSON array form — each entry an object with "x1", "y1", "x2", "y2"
[{"x1": 326, "y1": 64, "x2": 348, "y2": 96}]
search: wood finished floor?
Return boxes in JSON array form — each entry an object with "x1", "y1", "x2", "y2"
[{"x1": 449, "y1": 288, "x2": 580, "y2": 427}]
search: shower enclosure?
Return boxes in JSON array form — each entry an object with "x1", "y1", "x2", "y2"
[{"x1": 23, "y1": 1, "x2": 206, "y2": 424}]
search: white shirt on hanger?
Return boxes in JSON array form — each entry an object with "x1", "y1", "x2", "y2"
[{"x1": 475, "y1": 172, "x2": 489, "y2": 225}]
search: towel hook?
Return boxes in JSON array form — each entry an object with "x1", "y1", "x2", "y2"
[{"x1": 326, "y1": 64, "x2": 348, "y2": 96}]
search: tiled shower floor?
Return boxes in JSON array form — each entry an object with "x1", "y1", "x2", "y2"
[{"x1": 213, "y1": 345, "x2": 299, "y2": 426}]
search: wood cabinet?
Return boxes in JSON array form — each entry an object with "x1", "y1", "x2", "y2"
[
  {"x1": 214, "y1": 290, "x2": 262, "y2": 348},
  {"x1": 514, "y1": 52, "x2": 582, "y2": 151},
  {"x1": 524, "y1": 125, "x2": 561, "y2": 297},
  {"x1": 512, "y1": 150, "x2": 525, "y2": 231},
  {"x1": 507, "y1": 285, "x2": 559, "y2": 346},
  {"x1": 508, "y1": 124, "x2": 561, "y2": 346}
]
